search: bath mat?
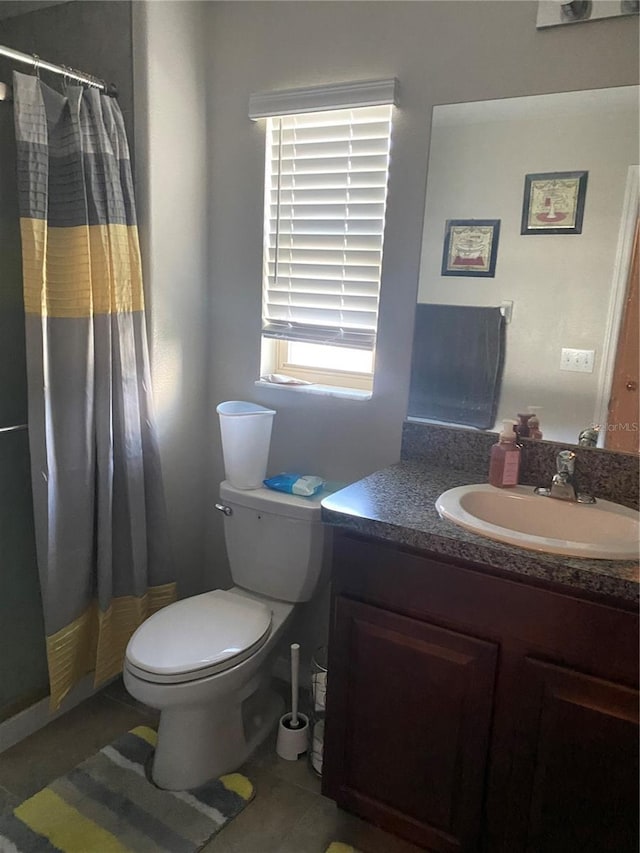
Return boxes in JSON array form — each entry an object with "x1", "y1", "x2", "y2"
[{"x1": 0, "y1": 726, "x2": 254, "y2": 852}]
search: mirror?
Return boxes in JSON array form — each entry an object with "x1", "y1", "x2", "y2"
[{"x1": 411, "y1": 86, "x2": 639, "y2": 448}]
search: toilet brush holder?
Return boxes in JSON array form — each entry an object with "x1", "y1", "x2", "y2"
[
  {"x1": 276, "y1": 642, "x2": 309, "y2": 760},
  {"x1": 276, "y1": 712, "x2": 309, "y2": 760}
]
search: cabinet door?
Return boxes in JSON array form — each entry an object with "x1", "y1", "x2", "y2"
[
  {"x1": 507, "y1": 657, "x2": 639, "y2": 853},
  {"x1": 324, "y1": 596, "x2": 498, "y2": 853}
]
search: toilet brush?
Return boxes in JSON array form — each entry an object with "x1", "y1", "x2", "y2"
[
  {"x1": 276, "y1": 643, "x2": 309, "y2": 760},
  {"x1": 290, "y1": 643, "x2": 301, "y2": 728}
]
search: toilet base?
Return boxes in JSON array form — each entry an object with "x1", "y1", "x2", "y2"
[{"x1": 151, "y1": 681, "x2": 284, "y2": 790}]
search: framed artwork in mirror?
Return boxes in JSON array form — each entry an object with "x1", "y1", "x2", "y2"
[
  {"x1": 441, "y1": 219, "x2": 500, "y2": 277},
  {"x1": 521, "y1": 171, "x2": 588, "y2": 234}
]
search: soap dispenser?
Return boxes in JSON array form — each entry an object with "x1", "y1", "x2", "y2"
[
  {"x1": 515, "y1": 412, "x2": 533, "y2": 441},
  {"x1": 489, "y1": 420, "x2": 521, "y2": 488},
  {"x1": 526, "y1": 406, "x2": 543, "y2": 440}
]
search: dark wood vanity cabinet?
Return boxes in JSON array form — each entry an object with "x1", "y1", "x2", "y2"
[{"x1": 322, "y1": 532, "x2": 639, "y2": 853}]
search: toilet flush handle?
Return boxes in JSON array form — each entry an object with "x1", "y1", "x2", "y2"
[{"x1": 214, "y1": 503, "x2": 233, "y2": 516}]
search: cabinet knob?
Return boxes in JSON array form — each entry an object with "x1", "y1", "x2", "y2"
[{"x1": 625, "y1": 381, "x2": 637, "y2": 391}]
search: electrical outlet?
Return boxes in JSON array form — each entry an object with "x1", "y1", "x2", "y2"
[{"x1": 560, "y1": 347, "x2": 595, "y2": 373}]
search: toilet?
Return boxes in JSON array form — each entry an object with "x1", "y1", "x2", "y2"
[{"x1": 123, "y1": 480, "x2": 330, "y2": 791}]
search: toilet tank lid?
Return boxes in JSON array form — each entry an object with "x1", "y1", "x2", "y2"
[{"x1": 220, "y1": 480, "x2": 341, "y2": 520}]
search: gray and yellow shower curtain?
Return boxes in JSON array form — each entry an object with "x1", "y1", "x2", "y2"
[{"x1": 13, "y1": 72, "x2": 176, "y2": 709}]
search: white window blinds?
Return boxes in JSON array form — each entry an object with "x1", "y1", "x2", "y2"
[{"x1": 260, "y1": 101, "x2": 394, "y2": 351}]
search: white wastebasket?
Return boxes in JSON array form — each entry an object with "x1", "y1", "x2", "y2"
[{"x1": 216, "y1": 401, "x2": 276, "y2": 490}]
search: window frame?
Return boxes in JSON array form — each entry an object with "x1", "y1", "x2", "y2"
[{"x1": 251, "y1": 79, "x2": 397, "y2": 393}]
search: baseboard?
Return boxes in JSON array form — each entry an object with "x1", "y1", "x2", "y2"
[
  {"x1": 0, "y1": 658, "x2": 311, "y2": 754},
  {"x1": 0, "y1": 674, "x2": 104, "y2": 754}
]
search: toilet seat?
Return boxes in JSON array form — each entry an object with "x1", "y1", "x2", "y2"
[{"x1": 125, "y1": 589, "x2": 272, "y2": 685}]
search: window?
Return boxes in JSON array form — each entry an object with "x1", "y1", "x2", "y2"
[{"x1": 250, "y1": 81, "x2": 396, "y2": 392}]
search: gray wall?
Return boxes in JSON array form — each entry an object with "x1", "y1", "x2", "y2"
[
  {"x1": 132, "y1": 1, "x2": 209, "y2": 597},
  {"x1": 203, "y1": 1, "x2": 639, "y2": 592}
]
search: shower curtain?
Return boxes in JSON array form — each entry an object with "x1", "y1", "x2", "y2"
[{"x1": 12, "y1": 71, "x2": 176, "y2": 709}]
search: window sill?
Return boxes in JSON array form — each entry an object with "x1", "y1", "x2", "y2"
[{"x1": 255, "y1": 379, "x2": 372, "y2": 401}]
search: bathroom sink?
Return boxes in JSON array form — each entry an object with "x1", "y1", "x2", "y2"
[{"x1": 435, "y1": 484, "x2": 640, "y2": 560}]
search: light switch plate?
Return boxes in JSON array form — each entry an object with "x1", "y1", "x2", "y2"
[{"x1": 560, "y1": 347, "x2": 595, "y2": 373}]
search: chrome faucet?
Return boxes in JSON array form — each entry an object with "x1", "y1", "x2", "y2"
[
  {"x1": 578, "y1": 426, "x2": 600, "y2": 447},
  {"x1": 534, "y1": 450, "x2": 596, "y2": 504}
]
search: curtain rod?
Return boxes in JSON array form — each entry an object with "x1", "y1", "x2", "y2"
[
  {"x1": 0, "y1": 44, "x2": 117, "y2": 99},
  {"x1": 0, "y1": 423, "x2": 28, "y2": 434}
]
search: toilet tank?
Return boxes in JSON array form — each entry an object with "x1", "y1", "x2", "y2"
[{"x1": 219, "y1": 481, "x2": 332, "y2": 603}]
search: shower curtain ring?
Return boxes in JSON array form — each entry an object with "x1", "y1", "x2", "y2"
[{"x1": 32, "y1": 54, "x2": 40, "y2": 78}]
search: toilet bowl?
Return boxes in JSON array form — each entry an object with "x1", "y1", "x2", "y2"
[
  {"x1": 124, "y1": 588, "x2": 294, "y2": 790},
  {"x1": 124, "y1": 482, "x2": 330, "y2": 790}
]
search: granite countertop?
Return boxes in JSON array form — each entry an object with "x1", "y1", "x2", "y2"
[{"x1": 321, "y1": 460, "x2": 640, "y2": 606}]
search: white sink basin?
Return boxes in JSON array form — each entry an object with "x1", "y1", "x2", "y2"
[{"x1": 435, "y1": 484, "x2": 640, "y2": 560}]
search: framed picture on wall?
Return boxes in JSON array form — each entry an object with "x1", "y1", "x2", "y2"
[
  {"x1": 441, "y1": 219, "x2": 500, "y2": 277},
  {"x1": 521, "y1": 171, "x2": 588, "y2": 234}
]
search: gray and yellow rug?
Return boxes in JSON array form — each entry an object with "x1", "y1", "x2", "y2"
[{"x1": 0, "y1": 726, "x2": 254, "y2": 852}]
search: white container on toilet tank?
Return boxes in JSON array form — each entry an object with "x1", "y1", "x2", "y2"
[{"x1": 216, "y1": 401, "x2": 276, "y2": 489}]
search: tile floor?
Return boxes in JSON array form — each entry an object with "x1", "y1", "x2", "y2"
[{"x1": 0, "y1": 679, "x2": 423, "y2": 853}]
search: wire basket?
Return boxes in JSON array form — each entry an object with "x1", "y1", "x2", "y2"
[{"x1": 309, "y1": 645, "x2": 327, "y2": 776}]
